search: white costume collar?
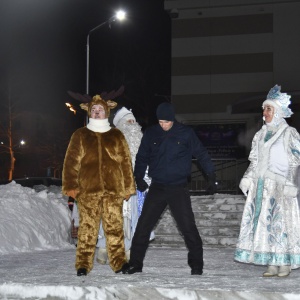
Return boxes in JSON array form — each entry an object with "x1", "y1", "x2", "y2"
[
  {"x1": 263, "y1": 117, "x2": 286, "y2": 132},
  {"x1": 87, "y1": 118, "x2": 111, "y2": 133}
]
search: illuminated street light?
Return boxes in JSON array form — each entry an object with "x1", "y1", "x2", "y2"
[
  {"x1": 19, "y1": 140, "x2": 26, "y2": 148},
  {"x1": 86, "y1": 10, "x2": 126, "y2": 96},
  {"x1": 116, "y1": 10, "x2": 126, "y2": 21}
]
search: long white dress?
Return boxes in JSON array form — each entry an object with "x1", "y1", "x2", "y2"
[{"x1": 234, "y1": 120, "x2": 300, "y2": 268}]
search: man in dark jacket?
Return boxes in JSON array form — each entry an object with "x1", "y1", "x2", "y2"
[{"x1": 123, "y1": 102, "x2": 217, "y2": 275}]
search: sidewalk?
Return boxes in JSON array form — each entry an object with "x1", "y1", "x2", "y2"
[{"x1": 0, "y1": 246, "x2": 299, "y2": 299}]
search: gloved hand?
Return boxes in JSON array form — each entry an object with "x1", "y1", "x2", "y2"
[
  {"x1": 136, "y1": 178, "x2": 149, "y2": 192},
  {"x1": 283, "y1": 185, "x2": 298, "y2": 197},
  {"x1": 206, "y1": 174, "x2": 217, "y2": 195},
  {"x1": 239, "y1": 178, "x2": 251, "y2": 197}
]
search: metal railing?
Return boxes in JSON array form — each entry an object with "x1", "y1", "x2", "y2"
[{"x1": 188, "y1": 158, "x2": 249, "y2": 195}]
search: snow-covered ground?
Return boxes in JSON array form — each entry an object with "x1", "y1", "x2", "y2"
[
  {"x1": 0, "y1": 181, "x2": 73, "y2": 255},
  {"x1": 0, "y1": 181, "x2": 300, "y2": 300}
]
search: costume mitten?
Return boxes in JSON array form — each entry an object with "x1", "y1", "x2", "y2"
[
  {"x1": 283, "y1": 185, "x2": 298, "y2": 197},
  {"x1": 239, "y1": 177, "x2": 251, "y2": 196}
]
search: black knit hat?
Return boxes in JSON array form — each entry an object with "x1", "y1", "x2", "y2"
[{"x1": 156, "y1": 102, "x2": 175, "y2": 121}]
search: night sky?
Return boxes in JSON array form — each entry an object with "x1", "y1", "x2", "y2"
[{"x1": 0, "y1": 0, "x2": 171, "y2": 126}]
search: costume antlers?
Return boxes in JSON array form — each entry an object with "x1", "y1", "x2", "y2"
[{"x1": 67, "y1": 85, "x2": 125, "y2": 103}]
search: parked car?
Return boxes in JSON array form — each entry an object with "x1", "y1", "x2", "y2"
[
  {"x1": 13, "y1": 177, "x2": 62, "y2": 188},
  {"x1": 0, "y1": 177, "x2": 62, "y2": 187},
  {"x1": 6, "y1": 177, "x2": 63, "y2": 193}
]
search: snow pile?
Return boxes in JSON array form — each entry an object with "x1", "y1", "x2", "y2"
[{"x1": 0, "y1": 181, "x2": 73, "y2": 254}]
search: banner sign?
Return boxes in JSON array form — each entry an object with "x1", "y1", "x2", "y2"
[{"x1": 189, "y1": 123, "x2": 246, "y2": 159}]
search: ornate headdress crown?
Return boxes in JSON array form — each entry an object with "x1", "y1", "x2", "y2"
[{"x1": 263, "y1": 85, "x2": 293, "y2": 118}]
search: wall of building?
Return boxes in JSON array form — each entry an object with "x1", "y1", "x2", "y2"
[{"x1": 164, "y1": 0, "x2": 300, "y2": 137}]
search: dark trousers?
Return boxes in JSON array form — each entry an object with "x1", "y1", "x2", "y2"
[{"x1": 129, "y1": 183, "x2": 203, "y2": 270}]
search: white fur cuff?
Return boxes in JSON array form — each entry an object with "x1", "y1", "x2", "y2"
[
  {"x1": 239, "y1": 178, "x2": 251, "y2": 196},
  {"x1": 283, "y1": 185, "x2": 298, "y2": 197}
]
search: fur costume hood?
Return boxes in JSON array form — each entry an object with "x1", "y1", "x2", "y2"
[{"x1": 80, "y1": 95, "x2": 117, "y2": 118}]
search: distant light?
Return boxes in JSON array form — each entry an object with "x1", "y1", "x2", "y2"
[
  {"x1": 20, "y1": 140, "x2": 26, "y2": 145},
  {"x1": 0, "y1": 142, "x2": 3, "y2": 145},
  {"x1": 115, "y1": 10, "x2": 126, "y2": 21},
  {"x1": 66, "y1": 102, "x2": 76, "y2": 115},
  {"x1": 70, "y1": 107, "x2": 76, "y2": 114}
]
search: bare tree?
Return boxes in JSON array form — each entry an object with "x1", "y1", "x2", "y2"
[{"x1": 0, "y1": 90, "x2": 22, "y2": 181}]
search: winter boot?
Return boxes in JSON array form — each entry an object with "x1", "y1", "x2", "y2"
[
  {"x1": 263, "y1": 265, "x2": 278, "y2": 277},
  {"x1": 278, "y1": 265, "x2": 291, "y2": 277},
  {"x1": 96, "y1": 248, "x2": 108, "y2": 265},
  {"x1": 77, "y1": 268, "x2": 87, "y2": 276}
]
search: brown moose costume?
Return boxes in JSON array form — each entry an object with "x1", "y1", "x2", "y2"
[{"x1": 62, "y1": 95, "x2": 136, "y2": 275}]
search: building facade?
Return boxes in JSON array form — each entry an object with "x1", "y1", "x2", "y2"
[
  {"x1": 164, "y1": 0, "x2": 300, "y2": 154},
  {"x1": 164, "y1": 0, "x2": 300, "y2": 193}
]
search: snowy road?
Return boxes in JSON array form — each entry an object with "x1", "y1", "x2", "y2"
[
  {"x1": 1, "y1": 182, "x2": 299, "y2": 299},
  {"x1": 1, "y1": 247, "x2": 300, "y2": 300}
]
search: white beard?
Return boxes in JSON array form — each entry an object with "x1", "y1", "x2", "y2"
[{"x1": 116, "y1": 120, "x2": 143, "y2": 168}]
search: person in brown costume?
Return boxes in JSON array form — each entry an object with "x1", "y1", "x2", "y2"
[{"x1": 62, "y1": 95, "x2": 136, "y2": 276}]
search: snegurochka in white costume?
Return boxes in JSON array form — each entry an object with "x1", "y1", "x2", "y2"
[{"x1": 234, "y1": 85, "x2": 300, "y2": 277}]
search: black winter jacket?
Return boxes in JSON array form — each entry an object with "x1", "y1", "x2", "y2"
[{"x1": 134, "y1": 121, "x2": 215, "y2": 185}]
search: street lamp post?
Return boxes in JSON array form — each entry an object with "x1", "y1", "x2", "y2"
[{"x1": 86, "y1": 10, "x2": 126, "y2": 96}]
